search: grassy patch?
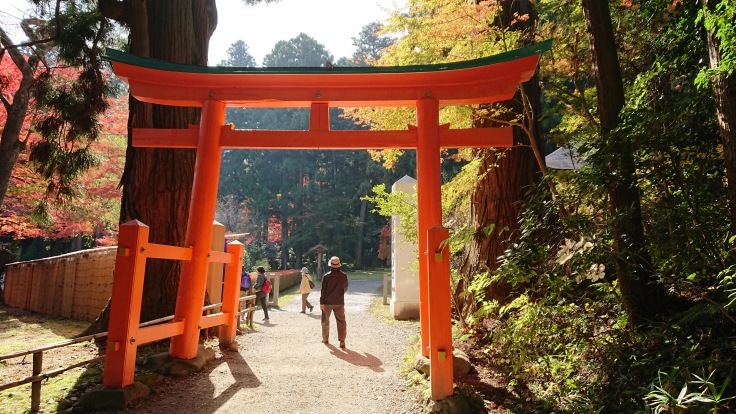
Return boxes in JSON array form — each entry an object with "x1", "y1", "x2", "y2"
[
  {"x1": 0, "y1": 365, "x2": 101, "y2": 414},
  {"x1": 369, "y1": 291, "x2": 396, "y2": 324},
  {"x1": 400, "y1": 334, "x2": 431, "y2": 407},
  {"x1": 0, "y1": 373, "x2": 89, "y2": 414},
  {"x1": 270, "y1": 281, "x2": 306, "y2": 310},
  {"x1": 0, "y1": 307, "x2": 102, "y2": 414},
  {"x1": 0, "y1": 308, "x2": 89, "y2": 355},
  {"x1": 347, "y1": 269, "x2": 391, "y2": 280}
]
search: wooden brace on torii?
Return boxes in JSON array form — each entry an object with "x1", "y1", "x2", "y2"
[{"x1": 101, "y1": 40, "x2": 550, "y2": 401}]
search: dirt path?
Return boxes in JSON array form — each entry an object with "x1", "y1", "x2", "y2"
[{"x1": 124, "y1": 278, "x2": 422, "y2": 414}]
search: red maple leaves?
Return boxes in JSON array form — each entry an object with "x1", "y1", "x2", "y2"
[{"x1": 1, "y1": 54, "x2": 127, "y2": 243}]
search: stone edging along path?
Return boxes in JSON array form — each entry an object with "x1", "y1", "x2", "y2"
[{"x1": 121, "y1": 277, "x2": 422, "y2": 414}]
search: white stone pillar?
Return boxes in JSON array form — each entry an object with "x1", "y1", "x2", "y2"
[{"x1": 391, "y1": 175, "x2": 419, "y2": 319}]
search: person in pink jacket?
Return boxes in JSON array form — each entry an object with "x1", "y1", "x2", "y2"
[{"x1": 299, "y1": 267, "x2": 315, "y2": 313}]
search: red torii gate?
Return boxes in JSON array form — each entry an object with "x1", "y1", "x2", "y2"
[{"x1": 102, "y1": 40, "x2": 550, "y2": 401}]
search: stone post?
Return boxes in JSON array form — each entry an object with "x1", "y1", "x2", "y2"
[{"x1": 391, "y1": 175, "x2": 420, "y2": 319}]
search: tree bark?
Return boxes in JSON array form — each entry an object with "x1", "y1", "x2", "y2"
[
  {"x1": 354, "y1": 199, "x2": 368, "y2": 269},
  {"x1": 458, "y1": 0, "x2": 542, "y2": 311},
  {"x1": 294, "y1": 166, "x2": 305, "y2": 269},
  {"x1": 84, "y1": 0, "x2": 217, "y2": 334},
  {"x1": 701, "y1": 0, "x2": 736, "y2": 233},
  {"x1": 581, "y1": 0, "x2": 667, "y2": 322},
  {"x1": 0, "y1": 28, "x2": 41, "y2": 211},
  {"x1": 280, "y1": 215, "x2": 288, "y2": 269}
]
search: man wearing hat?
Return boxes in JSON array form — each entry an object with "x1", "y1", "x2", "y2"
[{"x1": 320, "y1": 256, "x2": 349, "y2": 349}]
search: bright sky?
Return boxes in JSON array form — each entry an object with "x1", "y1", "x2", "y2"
[
  {"x1": 211, "y1": 0, "x2": 404, "y2": 66},
  {"x1": 2, "y1": 0, "x2": 404, "y2": 67}
]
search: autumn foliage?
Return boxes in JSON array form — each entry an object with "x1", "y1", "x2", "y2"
[{"x1": 0, "y1": 53, "x2": 126, "y2": 243}]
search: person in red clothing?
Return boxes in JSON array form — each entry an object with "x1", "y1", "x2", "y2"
[
  {"x1": 253, "y1": 266, "x2": 270, "y2": 321},
  {"x1": 320, "y1": 256, "x2": 349, "y2": 348}
]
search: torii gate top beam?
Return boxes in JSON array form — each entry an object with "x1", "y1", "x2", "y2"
[
  {"x1": 101, "y1": 41, "x2": 552, "y2": 397},
  {"x1": 104, "y1": 40, "x2": 551, "y2": 109}
]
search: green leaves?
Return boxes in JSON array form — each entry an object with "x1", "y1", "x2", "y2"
[
  {"x1": 695, "y1": 0, "x2": 736, "y2": 87},
  {"x1": 645, "y1": 369, "x2": 735, "y2": 413},
  {"x1": 218, "y1": 40, "x2": 256, "y2": 67},
  {"x1": 262, "y1": 33, "x2": 333, "y2": 67}
]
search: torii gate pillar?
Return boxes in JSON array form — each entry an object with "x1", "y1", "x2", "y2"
[
  {"x1": 103, "y1": 39, "x2": 550, "y2": 400},
  {"x1": 170, "y1": 100, "x2": 227, "y2": 358},
  {"x1": 416, "y1": 97, "x2": 453, "y2": 399}
]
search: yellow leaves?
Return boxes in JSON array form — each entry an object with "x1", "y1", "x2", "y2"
[
  {"x1": 343, "y1": 106, "x2": 415, "y2": 131},
  {"x1": 347, "y1": 0, "x2": 538, "y2": 173},
  {"x1": 441, "y1": 155, "x2": 483, "y2": 227},
  {"x1": 381, "y1": 0, "x2": 510, "y2": 65},
  {"x1": 367, "y1": 149, "x2": 405, "y2": 171},
  {"x1": 440, "y1": 105, "x2": 473, "y2": 129},
  {"x1": 551, "y1": 112, "x2": 589, "y2": 135}
]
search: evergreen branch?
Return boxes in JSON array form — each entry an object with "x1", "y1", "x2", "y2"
[
  {"x1": 543, "y1": 79, "x2": 599, "y2": 127},
  {"x1": 21, "y1": 114, "x2": 37, "y2": 146},
  {"x1": 0, "y1": 36, "x2": 56, "y2": 50},
  {"x1": 702, "y1": 294, "x2": 736, "y2": 326}
]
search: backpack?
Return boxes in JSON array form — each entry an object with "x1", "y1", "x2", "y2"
[
  {"x1": 305, "y1": 275, "x2": 315, "y2": 289},
  {"x1": 240, "y1": 271, "x2": 251, "y2": 289},
  {"x1": 261, "y1": 276, "x2": 272, "y2": 294}
]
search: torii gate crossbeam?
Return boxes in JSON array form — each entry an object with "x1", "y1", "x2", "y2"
[{"x1": 101, "y1": 40, "x2": 551, "y2": 401}]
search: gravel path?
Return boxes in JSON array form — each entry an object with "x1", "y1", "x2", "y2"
[{"x1": 125, "y1": 278, "x2": 422, "y2": 414}]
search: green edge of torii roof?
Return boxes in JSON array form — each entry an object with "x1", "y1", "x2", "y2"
[{"x1": 103, "y1": 39, "x2": 552, "y2": 75}]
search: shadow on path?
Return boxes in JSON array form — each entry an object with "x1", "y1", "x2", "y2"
[
  {"x1": 205, "y1": 350, "x2": 261, "y2": 413},
  {"x1": 126, "y1": 348, "x2": 261, "y2": 414},
  {"x1": 326, "y1": 343, "x2": 384, "y2": 373},
  {"x1": 119, "y1": 277, "x2": 419, "y2": 414}
]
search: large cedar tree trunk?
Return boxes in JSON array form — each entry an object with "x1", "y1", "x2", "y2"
[
  {"x1": 294, "y1": 166, "x2": 305, "y2": 269},
  {"x1": 280, "y1": 215, "x2": 288, "y2": 269},
  {"x1": 84, "y1": 0, "x2": 217, "y2": 334},
  {"x1": 582, "y1": 0, "x2": 667, "y2": 322},
  {"x1": 458, "y1": 0, "x2": 542, "y2": 311},
  {"x1": 354, "y1": 160, "x2": 373, "y2": 270},
  {"x1": 701, "y1": 0, "x2": 736, "y2": 233},
  {"x1": 354, "y1": 199, "x2": 368, "y2": 269}
]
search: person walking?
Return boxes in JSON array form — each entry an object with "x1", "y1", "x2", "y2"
[
  {"x1": 320, "y1": 256, "x2": 349, "y2": 348},
  {"x1": 238, "y1": 269, "x2": 252, "y2": 328},
  {"x1": 253, "y1": 266, "x2": 270, "y2": 321},
  {"x1": 299, "y1": 267, "x2": 315, "y2": 313}
]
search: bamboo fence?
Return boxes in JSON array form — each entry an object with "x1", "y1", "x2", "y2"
[{"x1": 3, "y1": 247, "x2": 116, "y2": 321}]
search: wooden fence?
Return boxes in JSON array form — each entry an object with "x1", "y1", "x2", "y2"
[
  {"x1": 2, "y1": 247, "x2": 302, "y2": 321},
  {"x1": 3, "y1": 247, "x2": 116, "y2": 321},
  {"x1": 0, "y1": 296, "x2": 258, "y2": 413}
]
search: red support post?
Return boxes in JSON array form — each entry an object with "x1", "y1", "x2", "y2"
[
  {"x1": 416, "y1": 97, "x2": 441, "y2": 356},
  {"x1": 219, "y1": 241, "x2": 244, "y2": 345},
  {"x1": 309, "y1": 102, "x2": 330, "y2": 131},
  {"x1": 427, "y1": 226, "x2": 454, "y2": 400},
  {"x1": 103, "y1": 220, "x2": 149, "y2": 388},
  {"x1": 170, "y1": 100, "x2": 227, "y2": 359}
]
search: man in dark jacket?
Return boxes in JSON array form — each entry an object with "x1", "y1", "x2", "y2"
[{"x1": 320, "y1": 256, "x2": 349, "y2": 348}]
